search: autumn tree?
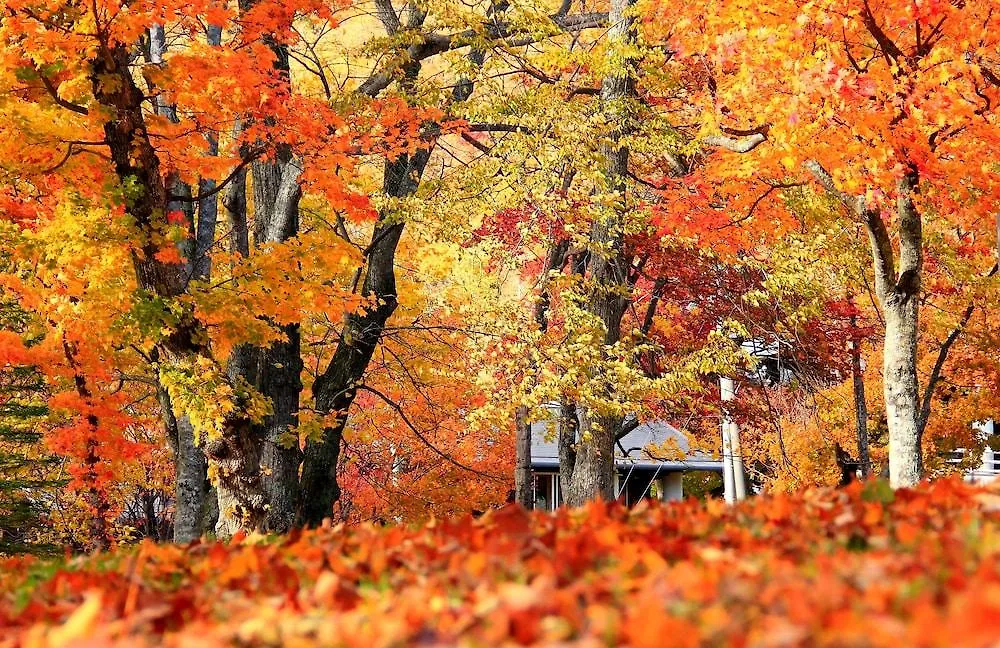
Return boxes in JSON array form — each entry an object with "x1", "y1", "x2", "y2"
[
  {"x1": 0, "y1": 0, "x2": 620, "y2": 538},
  {"x1": 667, "y1": 0, "x2": 1000, "y2": 486}
]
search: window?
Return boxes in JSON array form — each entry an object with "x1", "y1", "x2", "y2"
[
  {"x1": 986, "y1": 449, "x2": 1000, "y2": 473},
  {"x1": 532, "y1": 473, "x2": 559, "y2": 511}
]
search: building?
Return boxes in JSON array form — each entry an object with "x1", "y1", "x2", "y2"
[
  {"x1": 529, "y1": 406, "x2": 723, "y2": 511},
  {"x1": 967, "y1": 447, "x2": 1000, "y2": 483},
  {"x1": 965, "y1": 421, "x2": 1000, "y2": 484}
]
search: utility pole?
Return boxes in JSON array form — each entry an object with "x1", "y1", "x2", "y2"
[{"x1": 720, "y1": 376, "x2": 748, "y2": 502}]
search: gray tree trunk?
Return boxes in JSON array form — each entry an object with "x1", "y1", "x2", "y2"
[
  {"x1": 868, "y1": 169, "x2": 923, "y2": 488},
  {"x1": 223, "y1": 122, "x2": 250, "y2": 257},
  {"x1": 557, "y1": 401, "x2": 577, "y2": 502},
  {"x1": 146, "y1": 25, "x2": 212, "y2": 540},
  {"x1": 173, "y1": 414, "x2": 210, "y2": 542},
  {"x1": 566, "y1": 411, "x2": 617, "y2": 505},
  {"x1": 214, "y1": 154, "x2": 303, "y2": 536},
  {"x1": 192, "y1": 26, "x2": 223, "y2": 282},
  {"x1": 883, "y1": 297, "x2": 921, "y2": 486},
  {"x1": 199, "y1": 3, "x2": 305, "y2": 535}
]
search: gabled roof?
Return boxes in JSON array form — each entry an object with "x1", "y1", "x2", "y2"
[{"x1": 529, "y1": 406, "x2": 723, "y2": 473}]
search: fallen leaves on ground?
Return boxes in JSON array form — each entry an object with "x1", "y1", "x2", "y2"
[{"x1": 2, "y1": 478, "x2": 998, "y2": 647}]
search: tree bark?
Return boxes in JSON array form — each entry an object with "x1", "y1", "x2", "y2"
[
  {"x1": 206, "y1": 5, "x2": 305, "y2": 535},
  {"x1": 222, "y1": 124, "x2": 250, "y2": 257},
  {"x1": 299, "y1": 149, "x2": 432, "y2": 526},
  {"x1": 882, "y1": 296, "x2": 921, "y2": 486},
  {"x1": 173, "y1": 414, "x2": 210, "y2": 541},
  {"x1": 514, "y1": 405, "x2": 534, "y2": 508},
  {"x1": 213, "y1": 160, "x2": 303, "y2": 535},
  {"x1": 557, "y1": 401, "x2": 577, "y2": 502},
  {"x1": 157, "y1": 383, "x2": 209, "y2": 542},
  {"x1": 849, "y1": 311, "x2": 871, "y2": 479},
  {"x1": 193, "y1": 21, "x2": 224, "y2": 280},
  {"x1": 564, "y1": 0, "x2": 635, "y2": 507},
  {"x1": 146, "y1": 26, "x2": 218, "y2": 537},
  {"x1": 566, "y1": 411, "x2": 618, "y2": 505},
  {"x1": 234, "y1": 153, "x2": 304, "y2": 534},
  {"x1": 881, "y1": 168, "x2": 923, "y2": 488}
]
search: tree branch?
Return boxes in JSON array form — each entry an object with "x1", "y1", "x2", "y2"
[
  {"x1": 39, "y1": 74, "x2": 89, "y2": 115},
  {"x1": 917, "y1": 263, "x2": 999, "y2": 438},
  {"x1": 358, "y1": 384, "x2": 506, "y2": 481},
  {"x1": 373, "y1": 0, "x2": 401, "y2": 34},
  {"x1": 703, "y1": 131, "x2": 766, "y2": 153},
  {"x1": 805, "y1": 159, "x2": 896, "y2": 300},
  {"x1": 861, "y1": 0, "x2": 905, "y2": 63},
  {"x1": 166, "y1": 148, "x2": 264, "y2": 203},
  {"x1": 358, "y1": 12, "x2": 608, "y2": 97},
  {"x1": 615, "y1": 415, "x2": 641, "y2": 441}
]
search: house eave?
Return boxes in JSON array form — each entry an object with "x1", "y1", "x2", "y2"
[{"x1": 530, "y1": 458, "x2": 724, "y2": 473}]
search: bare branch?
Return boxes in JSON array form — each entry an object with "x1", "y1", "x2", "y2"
[
  {"x1": 703, "y1": 132, "x2": 766, "y2": 153},
  {"x1": 358, "y1": 384, "x2": 506, "y2": 481}
]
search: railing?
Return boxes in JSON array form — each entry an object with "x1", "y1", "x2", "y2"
[{"x1": 967, "y1": 448, "x2": 1000, "y2": 483}]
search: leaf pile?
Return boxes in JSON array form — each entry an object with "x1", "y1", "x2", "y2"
[{"x1": 2, "y1": 479, "x2": 999, "y2": 647}]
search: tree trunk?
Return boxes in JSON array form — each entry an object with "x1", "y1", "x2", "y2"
[
  {"x1": 299, "y1": 149, "x2": 431, "y2": 526},
  {"x1": 806, "y1": 158, "x2": 924, "y2": 488},
  {"x1": 173, "y1": 414, "x2": 210, "y2": 542},
  {"x1": 93, "y1": 19, "x2": 307, "y2": 538},
  {"x1": 565, "y1": 410, "x2": 617, "y2": 505},
  {"x1": 807, "y1": 160, "x2": 923, "y2": 488},
  {"x1": 563, "y1": 0, "x2": 635, "y2": 506},
  {"x1": 207, "y1": 11, "x2": 305, "y2": 535},
  {"x1": 192, "y1": 20, "x2": 224, "y2": 281},
  {"x1": 256, "y1": 324, "x2": 303, "y2": 532},
  {"x1": 223, "y1": 130, "x2": 250, "y2": 257},
  {"x1": 557, "y1": 401, "x2": 577, "y2": 503},
  {"x1": 214, "y1": 155, "x2": 303, "y2": 535},
  {"x1": 514, "y1": 405, "x2": 534, "y2": 508},
  {"x1": 157, "y1": 365, "x2": 210, "y2": 542},
  {"x1": 883, "y1": 297, "x2": 921, "y2": 487},
  {"x1": 849, "y1": 312, "x2": 871, "y2": 479}
]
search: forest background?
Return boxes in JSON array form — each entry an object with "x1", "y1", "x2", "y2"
[{"x1": 0, "y1": 0, "x2": 998, "y2": 553}]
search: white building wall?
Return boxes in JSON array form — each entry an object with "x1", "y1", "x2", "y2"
[
  {"x1": 968, "y1": 421, "x2": 1000, "y2": 484},
  {"x1": 967, "y1": 448, "x2": 1000, "y2": 484}
]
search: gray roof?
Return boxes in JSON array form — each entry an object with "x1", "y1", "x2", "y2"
[{"x1": 530, "y1": 405, "x2": 723, "y2": 473}]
